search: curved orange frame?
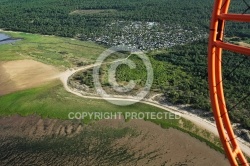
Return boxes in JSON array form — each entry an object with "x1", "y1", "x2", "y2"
[{"x1": 208, "y1": 0, "x2": 250, "y2": 165}]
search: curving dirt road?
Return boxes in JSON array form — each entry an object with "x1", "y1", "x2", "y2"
[{"x1": 59, "y1": 64, "x2": 250, "y2": 157}]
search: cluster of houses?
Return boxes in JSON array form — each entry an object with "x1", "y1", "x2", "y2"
[{"x1": 81, "y1": 21, "x2": 207, "y2": 50}]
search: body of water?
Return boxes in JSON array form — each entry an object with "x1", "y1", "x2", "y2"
[{"x1": 0, "y1": 33, "x2": 20, "y2": 45}]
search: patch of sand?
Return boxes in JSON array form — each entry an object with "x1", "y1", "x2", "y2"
[
  {"x1": 0, "y1": 60, "x2": 59, "y2": 96},
  {"x1": 70, "y1": 9, "x2": 117, "y2": 15},
  {"x1": 238, "y1": 42, "x2": 250, "y2": 48}
]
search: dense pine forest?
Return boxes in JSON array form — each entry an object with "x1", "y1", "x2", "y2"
[
  {"x1": 0, "y1": 0, "x2": 249, "y2": 38},
  {"x1": 155, "y1": 40, "x2": 250, "y2": 129},
  {"x1": 0, "y1": 0, "x2": 212, "y2": 36}
]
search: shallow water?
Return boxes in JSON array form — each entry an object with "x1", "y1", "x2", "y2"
[
  {"x1": 0, "y1": 33, "x2": 9, "y2": 40},
  {"x1": 0, "y1": 33, "x2": 20, "y2": 45}
]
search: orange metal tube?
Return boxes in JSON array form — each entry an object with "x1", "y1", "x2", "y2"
[
  {"x1": 214, "y1": 41, "x2": 250, "y2": 56},
  {"x1": 208, "y1": 0, "x2": 249, "y2": 165},
  {"x1": 218, "y1": 14, "x2": 250, "y2": 22}
]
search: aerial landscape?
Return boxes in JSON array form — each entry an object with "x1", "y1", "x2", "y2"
[{"x1": 0, "y1": 0, "x2": 249, "y2": 165}]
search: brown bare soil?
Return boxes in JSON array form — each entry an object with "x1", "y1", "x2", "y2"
[
  {"x1": 0, "y1": 60, "x2": 59, "y2": 96},
  {"x1": 0, "y1": 115, "x2": 229, "y2": 165}
]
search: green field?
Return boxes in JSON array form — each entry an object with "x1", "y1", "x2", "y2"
[
  {"x1": 0, "y1": 80, "x2": 223, "y2": 153},
  {"x1": 0, "y1": 31, "x2": 105, "y2": 67},
  {"x1": 0, "y1": 31, "x2": 224, "y2": 153},
  {"x1": 0, "y1": 80, "x2": 179, "y2": 124}
]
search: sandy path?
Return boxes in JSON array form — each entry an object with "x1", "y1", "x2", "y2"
[
  {"x1": 238, "y1": 42, "x2": 250, "y2": 48},
  {"x1": 0, "y1": 59, "x2": 246, "y2": 162},
  {"x1": 0, "y1": 60, "x2": 60, "y2": 95},
  {"x1": 60, "y1": 64, "x2": 250, "y2": 157}
]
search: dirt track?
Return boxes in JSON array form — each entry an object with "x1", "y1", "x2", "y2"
[
  {"x1": 0, "y1": 60, "x2": 59, "y2": 96},
  {"x1": 0, "y1": 60, "x2": 245, "y2": 164},
  {"x1": 61, "y1": 64, "x2": 250, "y2": 157}
]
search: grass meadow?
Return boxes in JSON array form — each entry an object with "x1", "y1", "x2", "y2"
[{"x1": 0, "y1": 31, "x2": 105, "y2": 67}]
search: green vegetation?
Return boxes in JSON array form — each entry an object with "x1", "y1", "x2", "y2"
[
  {"x1": 0, "y1": 0, "x2": 248, "y2": 40},
  {"x1": 0, "y1": 81, "x2": 177, "y2": 124},
  {"x1": 118, "y1": 40, "x2": 250, "y2": 129},
  {"x1": 2, "y1": 30, "x2": 247, "y2": 133},
  {"x1": 0, "y1": 81, "x2": 222, "y2": 152},
  {"x1": 0, "y1": 31, "x2": 105, "y2": 67},
  {"x1": 0, "y1": 0, "x2": 212, "y2": 37},
  {"x1": 155, "y1": 40, "x2": 250, "y2": 129},
  {"x1": 0, "y1": 0, "x2": 249, "y2": 162},
  {"x1": 74, "y1": 39, "x2": 250, "y2": 129}
]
